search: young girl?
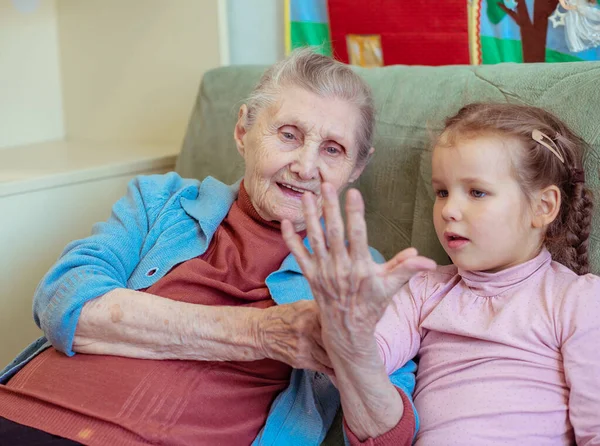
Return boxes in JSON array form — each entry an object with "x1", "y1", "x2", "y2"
[
  {"x1": 380, "y1": 103, "x2": 599, "y2": 445},
  {"x1": 283, "y1": 103, "x2": 600, "y2": 446}
]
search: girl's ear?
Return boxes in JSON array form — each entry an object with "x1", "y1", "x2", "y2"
[{"x1": 532, "y1": 185, "x2": 561, "y2": 229}]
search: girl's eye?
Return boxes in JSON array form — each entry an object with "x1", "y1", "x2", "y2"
[
  {"x1": 435, "y1": 190, "x2": 448, "y2": 198},
  {"x1": 471, "y1": 190, "x2": 487, "y2": 198}
]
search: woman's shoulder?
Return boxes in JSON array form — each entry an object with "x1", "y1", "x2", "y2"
[{"x1": 132, "y1": 172, "x2": 202, "y2": 197}]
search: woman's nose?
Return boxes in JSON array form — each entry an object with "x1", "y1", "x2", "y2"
[{"x1": 291, "y1": 146, "x2": 319, "y2": 180}]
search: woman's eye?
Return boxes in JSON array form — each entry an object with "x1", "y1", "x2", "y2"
[
  {"x1": 282, "y1": 132, "x2": 295, "y2": 140},
  {"x1": 324, "y1": 146, "x2": 341, "y2": 155},
  {"x1": 435, "y1": 190, "x2": 448, "y2": 198},
  {"x1": 471, "y1": 190, "x2": 487, "y2": 198}
]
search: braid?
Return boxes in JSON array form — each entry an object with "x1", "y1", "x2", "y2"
[
  {"x1": 564, "y1": 184, "x2": 593, "y2": 275},
  {"x1": 547, "y1": 180, "x2": 594, "y2": 276}
]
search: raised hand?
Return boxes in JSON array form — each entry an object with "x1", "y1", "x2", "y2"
[{"x1": 281, "y1": 183, "x2": 436, "y2": 361}]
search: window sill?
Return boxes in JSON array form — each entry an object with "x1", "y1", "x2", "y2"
[{"x1": 0, "y1": 140, "x2": 179, "y2": 198}]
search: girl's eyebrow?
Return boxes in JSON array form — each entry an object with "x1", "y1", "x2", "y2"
[
  {"x1": 461, "y1": 177, "x2": 494, "y2": 187},
  {"x1": 431, "y1": 177, "x2": 495, "y2": 188}
]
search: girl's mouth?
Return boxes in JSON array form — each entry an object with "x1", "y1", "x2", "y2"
[{"x1": 445, "y1": 233, "x2": 470, "y2": 249}]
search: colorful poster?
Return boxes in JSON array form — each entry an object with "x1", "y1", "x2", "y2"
[
  {"x1": 328, "y1": 0, "x2": 470, "y2": 66},
  {"x1": 285, "y1": 0, "x2": 332, "y2": 56},
  {"x1": 470, "y1": 0, "x2": 600, "y2": 64}
]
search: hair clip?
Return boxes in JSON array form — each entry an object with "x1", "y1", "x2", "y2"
[{"x1": 532, "y1": 129, "x2": 565, "y2": 164}]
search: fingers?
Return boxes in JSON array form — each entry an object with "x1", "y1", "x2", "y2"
[
  {"x1": 404, "y1": 256, "x2": 437, "y2": 273},
  {"x1": 321, "y1": 183, "x2": 350, "y2": 263},
  {"x1": 281, "y1": 219, "x2": 313, "y2": 275},
  {"x1": 345, "y1": 188, "x2": 371, "y2": 261},
  {"x1": 388, "y1": 252, "x2": 437, "y2": 289},
  {"x1": 384, "y1": 247, "x2": 419, "y2": 273},
  {"x1": 302, "y1": 191, "x2": 328, "y2": 259}
]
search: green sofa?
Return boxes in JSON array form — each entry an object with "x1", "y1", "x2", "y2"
[{"x1": 175, "y1": 61, "x2": 600, "y2": 443}]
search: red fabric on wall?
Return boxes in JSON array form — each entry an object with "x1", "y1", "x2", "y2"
[{"x1": 328, "y1": 0, "x2": 470, "y2": 66}]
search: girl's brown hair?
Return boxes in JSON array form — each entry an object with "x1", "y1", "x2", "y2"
[{"x1": 440, "y1": 103, "x2": 593, "y2": 275}]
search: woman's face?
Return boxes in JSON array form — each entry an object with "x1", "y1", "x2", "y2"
[{"x1": 235, "y1": 86, "x2": 371, "y2": 231}]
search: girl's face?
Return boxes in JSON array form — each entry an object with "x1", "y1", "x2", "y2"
[{"x1": 432, "y1": 133, "x2": 544, "y2": 273}]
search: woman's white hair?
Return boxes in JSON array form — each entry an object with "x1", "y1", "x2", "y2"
[{"x1": 245, "y1": 48, "x2": 375, "y2": 164}]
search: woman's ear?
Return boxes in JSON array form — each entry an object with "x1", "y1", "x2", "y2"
[
  {"x1": 532, "y1": 185, "x2": 561, "y2": 229},
  {"x1": 234, "y1": 105, "x2": 249, "y2": 157},
  {"x1": 349, "y1": 147, "x2": 375, "y2": 183}
]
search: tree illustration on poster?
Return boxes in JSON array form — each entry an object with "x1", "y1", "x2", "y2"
[{"x1": 487, "y1": 0, "x2": 559, "y2": 62}]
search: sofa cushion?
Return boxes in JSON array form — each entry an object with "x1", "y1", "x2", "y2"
[{"x1": 176, "y1": 62, "x2": 600, "y2": 274}]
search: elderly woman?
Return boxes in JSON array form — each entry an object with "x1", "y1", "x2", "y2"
[{"x1": 0, "y1": 50, "x2": 432, "y2": 446}]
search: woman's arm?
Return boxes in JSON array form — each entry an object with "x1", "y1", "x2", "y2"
[
  {"x1": 281, "y1": 183, "x2": 436, "y2": 441},
  {"x1": 74, "y1": 288, "x2": 261, "y2": 360},
  {"x1": 328, "y1": 340, "x2": 409, "y2": 440},
  {"x1": 35, "y1": 173, "x2": 330, "y2": 372},
  {"x1": 33, "y1": 174, "x2": 182, "y2": 354},
  {"x1": 74, "y1": 288, "x2": 333, "y2": 372}
]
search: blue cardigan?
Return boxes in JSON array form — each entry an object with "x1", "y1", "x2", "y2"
[{"x1": 0, "y1": 173, "x2": 418, "y2": 445}]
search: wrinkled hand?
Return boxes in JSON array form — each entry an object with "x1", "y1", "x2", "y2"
[
  {"x1": 281, "y1": 183, "x2": 436, "y2": 362},
  {"x1": 257, "y1": 300, "x2": 333, "y2": 374}
]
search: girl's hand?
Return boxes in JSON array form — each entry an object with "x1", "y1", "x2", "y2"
[{"x1": 281, "y1": 183, "x2": 436, "y2": 362}]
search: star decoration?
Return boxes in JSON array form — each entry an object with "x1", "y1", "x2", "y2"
[{"x1": 549, "y1": 8, "x2": 567, "y2": 28}]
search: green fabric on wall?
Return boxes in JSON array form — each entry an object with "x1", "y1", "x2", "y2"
[{"x1": 290, "y1": 21, "x2": 332, "y2": 55}]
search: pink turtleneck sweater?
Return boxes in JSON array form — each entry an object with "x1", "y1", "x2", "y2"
[{"x1": 375, "y1": 249, "x2": 600, "y2": 446}]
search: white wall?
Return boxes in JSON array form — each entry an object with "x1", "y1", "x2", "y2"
[
  {"x1": 56, "y1": 0, "x2": 222, "y2": 145},
  {"x1": 0, "y1": 0, "x2": 221, "y2": 365},
  {"x1": 0, "y1": 0, "x2": 64, "y2": 149},
  {"x1": 227, "y1": 0, "x2": 284, "y2": 65},
  {"x1": 1, "y1": 0, "x2": 279, "y2": 150}
]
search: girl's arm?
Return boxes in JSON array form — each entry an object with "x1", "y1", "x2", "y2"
[{"x1": 560, "y1": 275, "x2": 600, "y2": 445}]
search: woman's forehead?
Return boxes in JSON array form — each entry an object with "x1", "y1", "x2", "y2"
[{"x1": 264, "y1": 87, "x2": 360, "y2": 144}]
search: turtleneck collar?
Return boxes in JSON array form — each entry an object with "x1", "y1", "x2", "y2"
[{"x1": 458, "y1": 248, "x2": 552, "y2": 297}]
